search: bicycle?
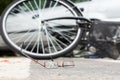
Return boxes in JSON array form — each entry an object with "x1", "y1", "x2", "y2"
[{"x1": 0, "y1": 0, "x2": 119, "y2": 59}]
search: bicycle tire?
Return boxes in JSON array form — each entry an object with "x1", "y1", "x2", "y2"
[{"x1": 1, "y1": 0, "x2": 83, "y2": 59}]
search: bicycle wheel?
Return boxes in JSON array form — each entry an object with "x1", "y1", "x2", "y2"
[{"x1": 1, "y1": 0, "x2": 82, "y2": 59}]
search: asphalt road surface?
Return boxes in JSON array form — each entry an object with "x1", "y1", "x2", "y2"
[{"x1": 0, "y1": 57, "x2": 120, "y2": 80}]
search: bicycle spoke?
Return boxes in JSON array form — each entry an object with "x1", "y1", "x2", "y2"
[
  {"x1": 40, "y1": 33, "x2": 45, "y2": 54},
  {"x1": 18, "y1": 5, "x2": 31, "y2": 16},
  {"x1": 44, "y1": 25, "x2": 63, "y2": 53},
  {"x1": 48, "y1": 0, "x2": 59, "y2": 17},
  {"x1": 34, "y1": 0, "x2": 39, "y2": 9},
  {"x1": 37, "y1": 30, "x2": 40, "y2": 54},
  {"x1": 50, "y1": 30, "x2": 72, "y2": 43},
  {"x1": 22, "y1": 32, "x2": 37, "y2": 47},
  {"x1": 31, "y1": 37, "x2": 38, "y2": 52},
  {"x1": 28, "y1": 0, "x2": 39, "y2": 15},
  {"x1": 42, "y1": 27, "x2": 51, "y2": 53},
  {"x1": 14, "y1": 28, "x2": 37, "y2": 44},
  {"x1": 49, "y1": 33, "x2": 68, "y2": 47},
  {"x1": 48, "y1": 33, "x2": 64, "y2": 51},
  {"x1": 42, "y1": 0, "x2": 47, "y2": 11},
  {"x1": 39, "y1": 0, "x2": 41, "y2": 9},
  {"x1": 47, "y1": 25, "x2": 76, "y2": 39},
  {"x1": 48, "y1": 1, "x2": 53, "y2": 8},
  {"x1": 24, "y1": 32, "x2": 38, "y2": 50}
]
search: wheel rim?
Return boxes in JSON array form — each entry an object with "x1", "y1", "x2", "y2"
[{"x1": 2, "y1": 0, "x2": 81, "y2": 57}]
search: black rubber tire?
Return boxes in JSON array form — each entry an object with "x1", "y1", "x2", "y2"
[
  {"x1": 109, "y1": 44, "x2": 120, "y2": 60},
  {"x1": 105, "y1": 43, "x2": 120, "y2": 60}
]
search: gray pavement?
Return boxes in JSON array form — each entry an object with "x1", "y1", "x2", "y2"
[{"x1": 0, "y1": 57, "x2": 120, "y2": 80}]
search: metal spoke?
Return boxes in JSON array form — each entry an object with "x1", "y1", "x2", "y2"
[
  {"x1": 46, "y1": 28, "x2": 68, "y2": 47},
  {"x1": 34, "y1": 0, "x2": 39, "y2": 9},
  {"x1": 49, "y1": 0, "x2": 59, "y2": 16},
  {"x1": 39, "y1": 0, "x2": 41, "y2": 9},
  {"x1": 42, "y1": 25, "x2": 58, "y2": 53},
  {"x1": 23, "y1": 2, "x2": 33, "y2": 13},
  {"x1": 39, "y1": 32, "x2": 45, "y2": 54},
  {"x1": 48, "y1": 32, "x2": 68, "y2": 48},
  {"x1": 47, "y1": 32, "x2": 63, "y2": 51},
  {"x1": 14, "y1": 28, "x2": 37, "y2": 44},
  {"x1": 43, "y1": 26, "x2": 52, "y2": 53},
  {"x1": 28, "y1": 1, "x2": 34, "y2": 12},
  {"x1": 48, "y1": 1, "x2": 53, "y2": 9},
  {"x1": 25, "y1": 32, "x2": 38, "y2": 50},
  {"x1": 44, "y1": 25, "x2": 63, "y2": 52},
  {"x1": 42, "y1": 0, "x2": 47, "y2": 11},
  {"x1": 18, "y1": 5, "x2": 32, "y2": 16}
]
